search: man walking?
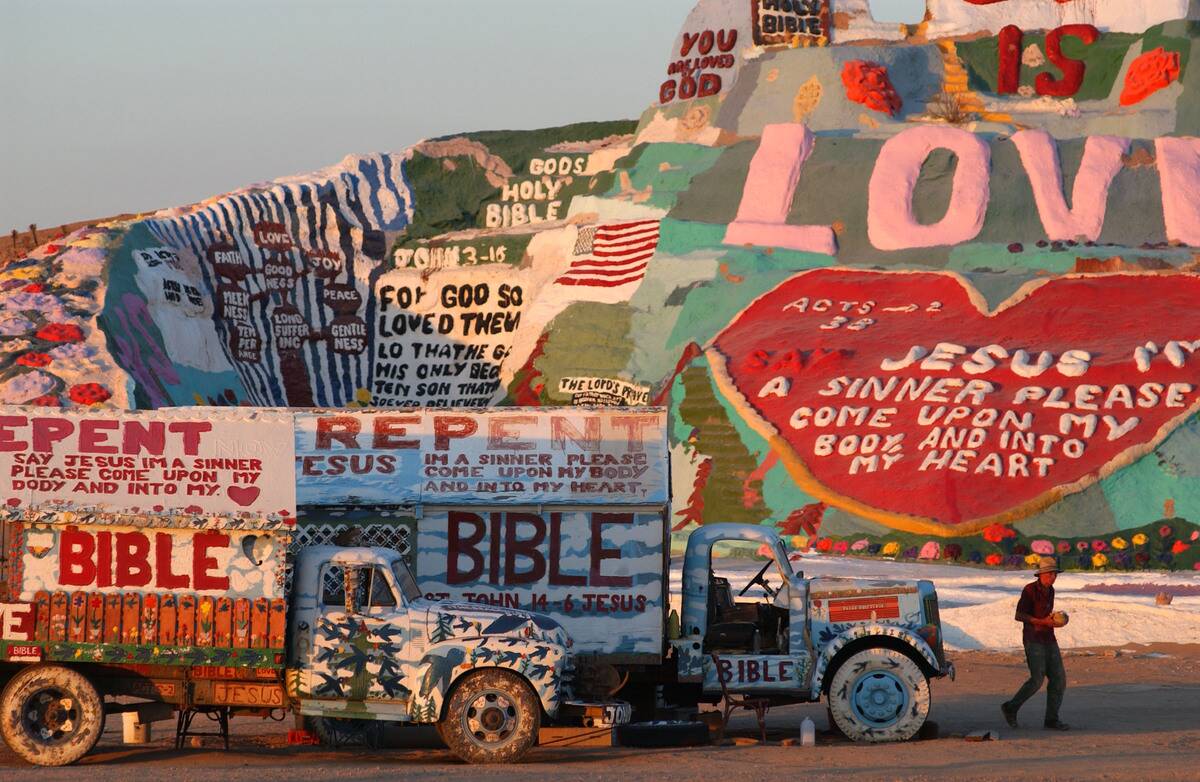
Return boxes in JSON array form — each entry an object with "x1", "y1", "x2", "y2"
[{"x1": 1001, "y1": 556, "x2": 1069, "y2": 731}]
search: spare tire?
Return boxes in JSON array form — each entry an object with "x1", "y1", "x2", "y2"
[{"x1": 616, "y1": 720, "x2": 710, "y2": 748}]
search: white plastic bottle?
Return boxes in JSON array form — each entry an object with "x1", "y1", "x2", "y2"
[{"x1": 801, "y1": 717, "x2": 816, "y2": 747}]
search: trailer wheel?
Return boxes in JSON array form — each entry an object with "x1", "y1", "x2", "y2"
[
  {"x1": 827, "y1": 647, "x2": 930, "y2": 743},
  {"x1": 439, "y1": 669, "x2": 539, "y2": 764},
  {"x1": 0, "y1": 665, "x2": 105, "y2": 766}
]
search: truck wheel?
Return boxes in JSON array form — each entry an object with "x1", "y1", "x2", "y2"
[
  {"x1": 439, "y1": 669, "x2": 540, "y2": 764},
  {"x1": 0, "y1": 665, "x2": 105, "y2": 766},
  {"x1": 308, "y1": 716, "x2": 381, "y2": 748},
  {"x1": 827, "y1": 647, "x2": 930, "y2": 743}
]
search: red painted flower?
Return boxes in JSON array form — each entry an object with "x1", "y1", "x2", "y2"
[
  {"x1": 816, "y1": 538, "x2": 833, "y2": 552},
  {"x1": 842, "y1": 60, "x2": 903, "y2": 116},
  {"x1": 68, "y1": 383, "x2": 111, "y2": 406},
  {"x1": 1091, "y1": 540, "x2": 1108, "y2": 552},
  {"x1": 16, "y1": 352, "x2": 52, "y2": 368},
  {"x1": 36, "y1": 323, "x2": 84, "y2": 343},
  {"x1": 985, "y1": 553, "x2": 1003, "y2": 566},
  {"x1": 1120, "y1": 47, "x2": 1181, "y2": 106},
  {"x1": 1056, "y1": 541, "x2": 1072, "y2": 554},
  {"x1": 983, "y1": 523, "x2": 1017, "y2": 544},
  {"x1": 1172, "y1": 540, "x2": 1190, "y2": 555},
  {"x1": 1160, "y1": 524, "x2": 1174, "y2": 538},
  {"x1": 834, "y1": 540, "x2": 849, "y2": 555},
  {"x1": 22, "y1": 283, "x2": 44, "y2": 293},
  {"x1": 27, "y1": 394, "x2": 61, "y2": 407}
]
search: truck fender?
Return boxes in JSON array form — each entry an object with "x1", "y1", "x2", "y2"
[
  {"x1": 810, "y1": 624, "x2": 940, "y2": 699},
  {"x1": 413, "y1": 638, "x2": 568, "y2": 723}
]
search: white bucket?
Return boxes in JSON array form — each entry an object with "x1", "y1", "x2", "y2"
[{"x1": 122, "y1": 711, "x2": 152, "y2": 744}]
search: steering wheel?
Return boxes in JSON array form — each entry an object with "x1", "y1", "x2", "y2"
[{"x1": 739, "y1": 560, "x2": 777, "y2": 599}]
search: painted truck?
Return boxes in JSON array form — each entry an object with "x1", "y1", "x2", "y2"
[
  {"x1": 0, "y1": 407, "x2": 626, "y2": 767},
  {"x1": 293, "y1": 408, "x2": 954, "y2": 743}
]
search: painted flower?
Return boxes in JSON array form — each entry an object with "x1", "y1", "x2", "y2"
[
  {"x1": 1172, "y1": 540, "x2": 1190, "y2": 555},
  {"x1": 1135, "y1": 552, "x2": 1151, "y2": 566},
  {"x1": 1025, "y1": 553, "x2": 1042, "y2": 566},
  {"x1": 919, "y1": 541, "x2": 941, "y2": 560},
  {"x1": 882, "y1": 542, "x2": 901, "y2": 557},
  {"x1": 68, "y1": 383, "x2": 111, "y2": 406},
  {"x1": 1077, "y1": 541, "x2": 1090, "y2": 552},
  {"x1": 1012, "y1": 544, "x2": 1029, "y2": 556},
  {"x1": 851, "y1": 538, "x2": 870, "y2": 552},
  {"x1": 816, "y1": 538, "x2": 833, "y2": 553},
  {"x1": 1194, "y1": 562, "x2": 1200, "y2": 571},
  {"x1": 1114, "y1": 552, "x2": 1132, "y2": 569},
  {"x1": 1133, "y1": 533, "x2": 1149, "y2": 546},
  {"x1": 868, "y1": 543, "x2": 882, "y2": 555},
  {"x1": 15, "y1": 352, "x2": 51, "y2": 368},
  {"x1": 1006, "y1": 555, "x2": 1024, "y2": 567},
  {"x1": 943, "y1": 544, "x2": 963, "y2": 561},
  {"x1": 834, "y1": 540, "x2": 850, "y2": 555},
  {"x1": 790, "y1": 535, "x2": 808, "y2": 550},
  {"x1": 1032, "y1": 540, "x2": 1054, "y2": 555},
  {"x1": 841, "y1": 60, "x2": 903, "y2": 116},
  {"x1": 1092, "y1": 553, "x2": 1109, "y2": 568},
  {"x1": 22, "y1": 283, "x2": 44, "y2": 293},
  {"x1": 983, "y1": 524, "x2": 1017, "y2": 543},
  {"x1": 1160, "y1": 524, "x2": 1174, "y2": 538},
  {"x1": 35, "y1": 323, "x2": 84, "y2": 343},
  {"x1": 1191, "y1": 531, "x2": 1199, "y2": 542},
  {"x1": 27, "y1": 394, "x2": 60, "y2": 407},
  {"x1": 902, "y1": 547, "x2": 919, "y2": 559},
  {"x1": 1120, "y1": 47, "x2": 1182, "y2": 106},
  {"x1": 968, "y1": 551, "x2": 983, "y2": 564},
  {"x1": 985, "y1": 553, "x2": 1003, "y2": 566},
  {"x1": 1092, "y1": 540, "x2": 1108, "y2": 552},
  {"x1": 1057, "y1": 541, "x2": 1072, "y2": 554}
]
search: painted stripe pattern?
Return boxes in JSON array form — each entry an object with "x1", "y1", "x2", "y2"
[
  {"x1": 556, "y1": 220, "x2": 662, "y2": 289},
  {"x1": 142, "y1": 153, "x2": 414, "y2": 408}
]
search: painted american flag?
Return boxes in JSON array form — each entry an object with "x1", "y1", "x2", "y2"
[{"x1": 555, "y1": 220, "x2": 662, "y2": 288}]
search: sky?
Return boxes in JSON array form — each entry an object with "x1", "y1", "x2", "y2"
[{"x1": 0, "y1": 0, "x2": 923, "y2": 230}]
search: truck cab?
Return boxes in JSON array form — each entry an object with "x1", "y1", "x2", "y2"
[
  {"x1": 288, "y1": 546, "x2": 587, "y2": 762},
  {"x1": 672, "y1": 524, "x2": 952, "y2": 742}
]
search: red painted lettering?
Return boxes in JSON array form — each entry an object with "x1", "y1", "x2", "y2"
[
  {"x1": 122, "y1": 420, "x2": 166, "y2": 455},
  {"x1": 156, "y1": 532, "x2": 189, "y2": 589},
  {"x1": 79, "y1": 420, "x2": 119, "y2": 454},
  {"x1": 1037, "y1": 25, "x2": 1099, "y2": 97},
  {"x1": 997, "y1": 25, "x2": 1023, "y2": 94},
  {"x1": 504, "y1": 513, "x2": 547, "y2": 585},
  {"x1": 58, "y1": 527, "x2": 95, "y2": 587},
  {"x1": 487, "y1": 416, "x2": 536, "y2": 451},
  {"x1": 372, "y1": 416, "x2": 420, "y2": 449},
  {"x1": 316, "y1": 416, "x2": 361, "y2": 449},
  {"x1": 32, "y1": 417, "x2": 73, "y2": 452},
  {"x1": 434, "y1": 415, "x2": 478, "y2": 450},
  {"x1": 96, "y1": 530, "x2": 112, "y2": 588},
  {"x1": 589, "y1": 514, "x2": 632, "y2": 588},
  {"x1": 0, "y1": 415, "x2": 27, "y2": 451},
  {"x1": 548, "y1": 513, "x2": 586, "y2": 587},
  {"x1": 192, "y1": 532, "x2": 230, "y2": 590},
  {"x1": 168, "y1": 421, "x2": 212, "y2": 456},
  {"x1": 114, "y1": 531, "x2": 152, "y2": 587},
  {"x1": 447, "y1": 510, "x2": 486, "y2": 585}
]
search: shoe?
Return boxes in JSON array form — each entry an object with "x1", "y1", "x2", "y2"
[
  {"x1": 1044, "y1": 720, "x2": 1070, "y2": 731},
  {"x1": 1001, "y1": 702, "x2": 1018, "y2": 729}
]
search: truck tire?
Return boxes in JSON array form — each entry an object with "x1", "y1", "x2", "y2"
[
  {"x1": 438, "y1": 669, "x2": 540, "y2": 764},
  {"x1": 616, "y1": 720, "x2": 710, "y2": 748},
  {"x1": 308, "y1": 716, "x2": 381, "y2": 748},
  {"x1": 0, "y1": 665, "x2": 105, "y2": 766},
  {"x1": 827, "y1": 647, "x2": 930, "y2": 743}
]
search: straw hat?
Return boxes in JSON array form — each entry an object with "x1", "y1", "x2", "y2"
[{"x1": 1035, "y1": 556, "x2": 1063, "y2": 575}]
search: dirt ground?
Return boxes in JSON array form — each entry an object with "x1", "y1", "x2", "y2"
[{"x1": 3, "y1": 643, "x2": 1198, "y2": 782}]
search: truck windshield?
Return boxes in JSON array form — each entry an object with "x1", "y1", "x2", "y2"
[{"x1": 391, "y1": 559, "x2": 423, "y2": 602}]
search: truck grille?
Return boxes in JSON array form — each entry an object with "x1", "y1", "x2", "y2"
[{"x1": 923, "y1": 592, "x2": 945, "y2": 666}]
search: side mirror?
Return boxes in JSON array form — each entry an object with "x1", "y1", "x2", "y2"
[{"x1": 344, "y1": 568, "x2": 361, "y2": 614}]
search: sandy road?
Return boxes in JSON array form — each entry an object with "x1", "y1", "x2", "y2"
[{"x1": 3, "y1": 644, "x2": 1198, "y2": 782}]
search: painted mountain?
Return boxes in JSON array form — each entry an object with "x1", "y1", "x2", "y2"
[{"x1": 6, "y1": 0, "x2": 1200, "y2": 569}]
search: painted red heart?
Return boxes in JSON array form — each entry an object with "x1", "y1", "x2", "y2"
[
  {"x1": 6, "y1": 497, "x2": 20, "y2": 507},
  {"x1": 227, "y1": 485, "x2": 261, "y2": 507},
  {"x1": 708, "y1": 269, "x2": 1200, "y2": 535}
]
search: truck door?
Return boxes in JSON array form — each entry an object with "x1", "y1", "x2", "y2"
[{"x1": 304, "y1": 559, "x2": 413, "y2": 711}]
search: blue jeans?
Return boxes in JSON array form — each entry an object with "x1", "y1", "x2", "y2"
[{"x1": 1007, "y1": 640, "x2": 1065, "y2": 723}]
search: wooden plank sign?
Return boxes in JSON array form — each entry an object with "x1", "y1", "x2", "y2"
[
  {"x1": 232, "y1": 599, "x2": 250, "y2": 649},
  {"x1": 251, "y1": 598, "x2": 269, "y2": 649},
  {"x1": 121, "y1": 593, "x2": 141, "y2": 645},
  {"x1": 268, "y1": 599, "x2": 287, "y2": 648},
  {"x1": 142, "y1": 594, "x2": 160, "y2": 646},
  {"x1": 49, "y1": 592, "x2": 68, "y2": 642},
  {"x1": 103, "y1": 594, "x2": 122, "y2": 644},
  {"x1": 215, "y1": 597, "x2": 232, "y2": 647},
  {"x1": 33, "y1": 591, "x2": 50, "y2": 643},
  {"x1": 159, "y1": 595, "x2": 177, "y2": 646},
  {"x1": 68, "y1": 592, "x2": 87, "y2": 642},
  {"x1": 197, "y1": 596, "x2": 215, "y2": 647},
  {"x1": 86, "y1": 593, "x2": 104, "y2": 643},
  {"x1": 177, "y1": 594, "x2": 196, "y2": 646}
]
